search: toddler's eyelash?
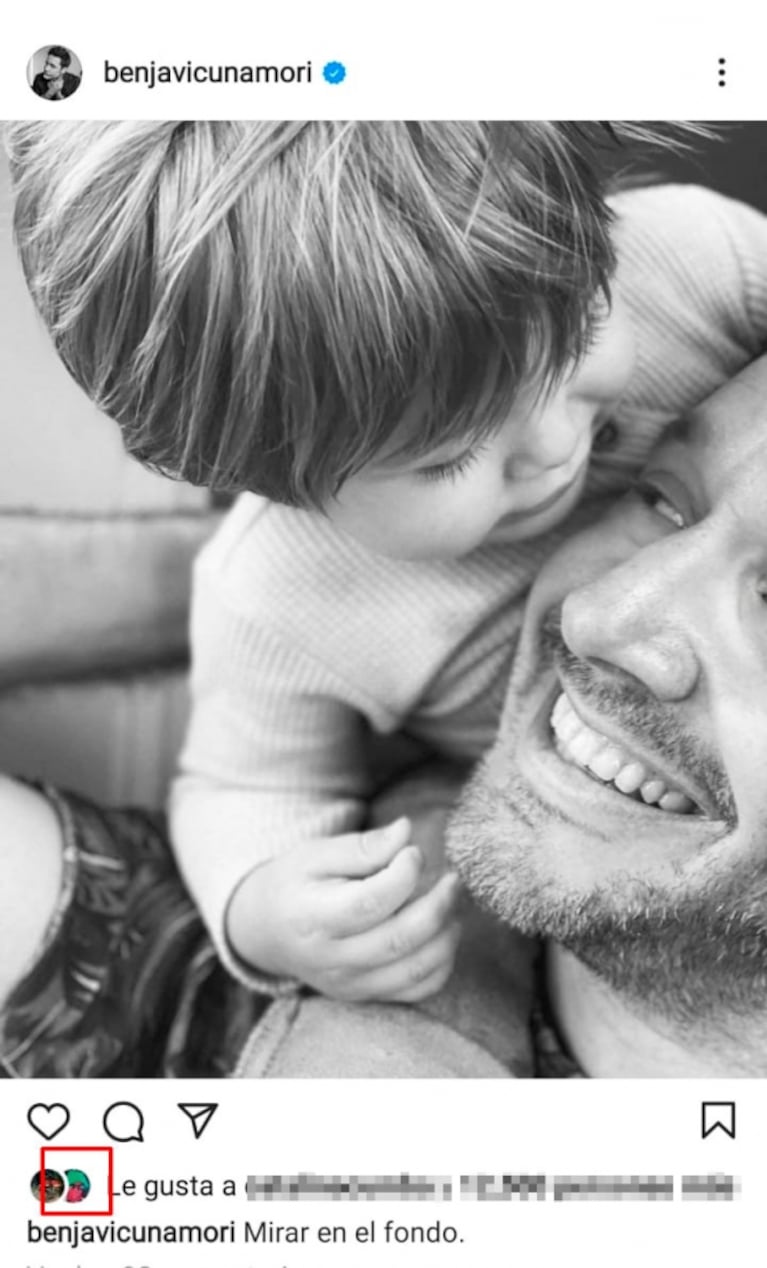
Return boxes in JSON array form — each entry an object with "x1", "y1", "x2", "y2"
[{"x1": 415, "y1": 447, "x2": 482, "y2": 484}]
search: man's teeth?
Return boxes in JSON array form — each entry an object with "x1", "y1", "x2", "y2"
[{"x1": 550, "y1": 692, "x2": 696, "y2": 815}]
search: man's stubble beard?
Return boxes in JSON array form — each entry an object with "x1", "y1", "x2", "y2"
[{"x1": 447, "y1": 702, "x2": 767, "y2": 1028}]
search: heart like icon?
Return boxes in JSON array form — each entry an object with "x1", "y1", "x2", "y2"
[{"x1": 27, "y1": 1102, "x2": 70, "y2": 1141}]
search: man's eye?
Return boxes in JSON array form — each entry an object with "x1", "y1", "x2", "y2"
[
  {"x1": 635, "y1": 481, "x2": 687, "y2": 530},
  {"x1": 415, "y1": 448, "x2": 481, "y2": 484}
]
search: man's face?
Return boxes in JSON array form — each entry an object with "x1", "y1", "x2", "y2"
[
  {"x1": 43, "y1": 54, "x2": 64, "y2": 80},
  {"x1": 449, "y1": 355, "x2": 767, "y2": 1018}
]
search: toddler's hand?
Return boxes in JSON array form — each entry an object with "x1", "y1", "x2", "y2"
[{"x1": 226, "y1": 818, "x2": 461, "y2": 1003}]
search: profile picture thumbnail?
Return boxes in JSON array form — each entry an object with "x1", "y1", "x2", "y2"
[
  {"x1": 30, "y1": 1169, "x2": 65, "y2": 1204},
  {"x1": 64, "y1": 1168, "x2": 91, "y2": 1203},
  {"x1": 27, "y1": 45, "x2": 82, "y2": 101}
]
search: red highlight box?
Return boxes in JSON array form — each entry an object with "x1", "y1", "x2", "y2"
[{"x1": 39, "y1": 1146, "x2": 114, "y2": 1216}]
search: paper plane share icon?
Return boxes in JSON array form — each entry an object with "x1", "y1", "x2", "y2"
[{"x1": 178, "y1": 1103, "x2": 219, "y2": 1140}]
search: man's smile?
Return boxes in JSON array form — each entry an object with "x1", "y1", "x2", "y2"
[
  {"x1": 507, "y1": 606, "x2": 737, "y2": 837},
  {"x1": 550, "y1": 690, "x2": 701, "y2": 815},
  {"x1": 503, "y1": 655, "x2": 731, "y2": 867}
]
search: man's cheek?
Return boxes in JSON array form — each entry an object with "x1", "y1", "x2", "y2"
[
  {"x1": 488, "y1": 683, "x2": 528, "y2": 762},
  {"x1": 448, "y1": 765, "x2": 497, "y2": 847}
]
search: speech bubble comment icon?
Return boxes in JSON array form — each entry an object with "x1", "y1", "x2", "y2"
[{"x1": 103, "y1": 1101, "x2": 145, "y2": 1143}]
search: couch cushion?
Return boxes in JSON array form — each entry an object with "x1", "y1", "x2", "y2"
[
  {"x1": 0, "y1": 511, "x2": 216, "y2": 686},
  {"x1": 0, "y1": 671, "x2": 189, "y2": 807}
]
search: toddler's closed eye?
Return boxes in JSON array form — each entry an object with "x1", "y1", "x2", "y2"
[{"x1": 415, "y1": 446, "x2": 484, "y2": 484}]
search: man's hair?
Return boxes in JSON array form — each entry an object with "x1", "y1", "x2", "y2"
[
  {"x1": 46, "y1": 47, "x2": 71, "y2": 69},
  {"x1": 6, "y1": 121, "x2": 691, "y2": 507}
]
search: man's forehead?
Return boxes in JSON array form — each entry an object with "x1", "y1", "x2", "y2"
[{"x1": 667, "y1": 358, "x2": 767, "y2": 499}]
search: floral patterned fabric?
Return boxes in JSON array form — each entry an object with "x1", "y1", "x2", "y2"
[{"x1": 0, "y1": 784, "x2": 265, "y2": 1078}]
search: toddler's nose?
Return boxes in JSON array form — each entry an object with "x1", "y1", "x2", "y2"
[{"x1": 506, "y1": 396, "x2": 586, "y2": 481}]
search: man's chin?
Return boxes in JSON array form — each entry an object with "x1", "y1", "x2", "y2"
[{"x1": 447, "y1": 763, "x2": 767, "y2": 1024}]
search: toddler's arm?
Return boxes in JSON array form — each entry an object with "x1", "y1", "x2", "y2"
[
  {"x1": 170, "y1": 620, "x2": 378, "y2": 988},
  {"x1": 170, "y1": 536, "x2": 464, "y2": 993}
]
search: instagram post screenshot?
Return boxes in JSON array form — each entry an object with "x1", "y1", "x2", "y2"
[{"x1": 1, "y1": 1, "x2": 767, "y2": 1263}]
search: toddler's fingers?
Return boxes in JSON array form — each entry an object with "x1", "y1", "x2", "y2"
[
  {"x1": 310, "y1": 818, "x2": 412, "y2": 878},
  {"x1": 322, "y1": 843, "x2": 423, "y2": 937},
  {"x1": 332, "y1": 871, "x2": 461, "y2": 970},
  {"x1": 342, "y1": 920, "x2": 461, "y2": 1002},
  {"x1": 386, "y1": 957, "x2": 458, "y2": 1003}
]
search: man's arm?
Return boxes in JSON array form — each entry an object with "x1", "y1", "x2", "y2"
[{"x1": 613, "y1": 184, "x2": 767, "y2": 416}]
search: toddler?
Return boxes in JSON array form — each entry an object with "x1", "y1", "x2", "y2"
[{"x1": 9, "y1": 121, "x2": 767, "y2": 1006}]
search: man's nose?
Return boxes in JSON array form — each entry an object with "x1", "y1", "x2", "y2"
[
  {"x1": 560, "y1": 534, "x2": 703, "y2": 702},
  {"x1": 506, "y1": 392, "x2": 585, "y2": 481}
]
